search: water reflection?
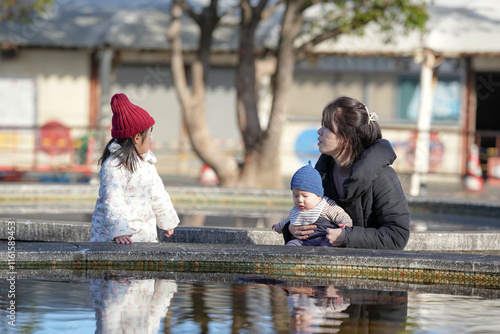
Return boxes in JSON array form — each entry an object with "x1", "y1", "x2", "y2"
[
  {"x1": 2, "y1": 277, "x2": 499, "y2": 333},
  {"x1": 285, "y1": 286, "x2": 350, "y2": 333},
  {"x1": 90, "y1": 278, "x2": 177, "y2": 334},
  {"x1": 87, "y1": 278, "x2": 408, "y2": 333},
  {"x1": 283, "y1": 286, "x2": 407, "y2": 333}
]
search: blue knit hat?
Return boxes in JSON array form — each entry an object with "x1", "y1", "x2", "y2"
[{"x1": 290, "y1": 161, "x2": 324, "y2": 197}]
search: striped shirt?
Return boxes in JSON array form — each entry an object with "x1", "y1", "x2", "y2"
[{"x1": 273, "y1": 196, "x2": 352, "y2": 233}]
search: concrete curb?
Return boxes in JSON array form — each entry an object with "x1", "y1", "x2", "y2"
[
  {"x1": 0, "y1": 241, "x2": 499, "y2": 272},
  {"x1": 1, "y1": 219, "x2": 500, "y2": 252},
  {"x1": 0, "y1": 242, "x2": 499, "y2": 291}
]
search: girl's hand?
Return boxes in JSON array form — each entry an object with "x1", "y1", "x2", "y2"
[
  {"x1": 114, "y1": 235, "x2": 133, "y2": 244},
  {"x1": 289, "y1": 224, "x2": 316, "y2": 240},
  {"x1": 164, "y1": 229, "x2": 174, "y2": 238},
  {"x1": 326, "y1": 228, "x2": 346, "y2": 247}
]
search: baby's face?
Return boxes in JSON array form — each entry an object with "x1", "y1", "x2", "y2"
[{"x1": 292, "y1": 189, "x2": 321, "y2": 212}]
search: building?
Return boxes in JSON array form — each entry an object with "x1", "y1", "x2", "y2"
[{"x1": 1, "y1": 0, "x2": 499, "y2": 187}]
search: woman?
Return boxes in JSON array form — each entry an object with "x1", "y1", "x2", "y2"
[{"x1": 283, "y1": 96, "x2": 410, "y2": 250}]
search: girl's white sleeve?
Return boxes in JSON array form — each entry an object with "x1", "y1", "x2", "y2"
[
  {"x1": 151, "y1": 170, "x2": 180, "y2": 231},
  {"x1": 97, "y1": 163, "x2": 134, "y2": 240}
]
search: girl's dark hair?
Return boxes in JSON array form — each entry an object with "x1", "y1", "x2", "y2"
[
  {"x1": 98, "y1": 127, "x2": 151, "y2": 173},
  {"x1": 321, "y1": 96, "x2": 382, "y2": 167}
]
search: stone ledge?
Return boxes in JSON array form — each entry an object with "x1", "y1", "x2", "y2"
[
  {"x1": 1, "y1": 219, "x2": 500, "y2": 252},
  {"x1": 1, "y1": 241, "x2": 499, "y2": 273},
  {"x1": 0, "y1": 242, "x2": 499, "y2": 286}
]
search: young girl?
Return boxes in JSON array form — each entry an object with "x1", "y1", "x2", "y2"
[{"x1": 90, "y1": 93, "x2": 180, "y2": 244}]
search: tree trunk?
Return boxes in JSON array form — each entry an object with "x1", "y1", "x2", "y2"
[
  {"x1": 238, "y1": 0, "x2": 303, "y2": 189},
  {"x1": 168, "y1": 0, "x2": 239, "y2": 186},
  {"x1": 167, "y1": 0, "x2": 428, "y2": 190},
  {"x1": 236, "y1": 1, "x2": 264, "y2": 152},
  {"x1": 234, "y1": 0, "x2": 282, "y2": 189}
]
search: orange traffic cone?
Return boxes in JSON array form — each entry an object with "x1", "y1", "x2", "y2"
[{"x1": 464, "y1": 144, "x2": 483, "y2": 192}]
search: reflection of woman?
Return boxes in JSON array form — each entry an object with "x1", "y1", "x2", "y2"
[
  {"x1": 286, "y1": 286, "x2": 408, "y2": 334},
  {"x1": 284, "y1": 97, "x2": 410, "y2": 249},
  {"x1": 90, "y1": 278, "x2": 177, "y2": 333},
  {"x1": 341, "y1": 289, "x2": 408, "y2": 334}
]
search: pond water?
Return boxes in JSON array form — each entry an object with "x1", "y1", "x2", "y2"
[{"x1": 1, "y1": 277, "x2": 500, "y2": 333}]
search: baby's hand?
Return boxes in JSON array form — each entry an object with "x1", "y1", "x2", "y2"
[
  {"x1": 272, "y1": 224, "x2": 280, "y2": 233},
  {"x1": 164, "y1": 229, "x2": 174, "y2": 238}
]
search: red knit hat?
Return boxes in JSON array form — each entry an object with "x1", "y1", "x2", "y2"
[{"x1": 110, "y1": 93, "x2": 155, "y2": 139}]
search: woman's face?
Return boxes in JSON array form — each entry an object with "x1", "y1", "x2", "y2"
[
  {"x1": 317, "y1": 119, "x2": 340, "y2": 158},
  {"x1": 133, "y1": 128, "x2": 153, "y2": 155}
]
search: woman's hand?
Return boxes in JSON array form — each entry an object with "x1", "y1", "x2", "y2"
[
  {"x1": 164, "y1": 229, "x2": 174, "y2": 238},
  {"x1": 114, "y1": 235, "x2": 133, "y2": 244},
  {"x1": 289, "y1": 224, "x2": 317, "y2": 240},
  {"x1": 326, "y1": 228, "x2": 346, "y2": 247}
]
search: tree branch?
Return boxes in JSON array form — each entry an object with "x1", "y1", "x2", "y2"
[
  {"x1": 176, "y1": 0, "x2": 202, "y2": 24},
  {"x1": 294, "y1": 0, "x2": 403, "y2": 59}
]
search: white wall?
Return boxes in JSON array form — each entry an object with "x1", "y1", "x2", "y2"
[
  {"x1": 0, "y1": 49, "x2": 91, "y2": 128},
  {"x1": 0, "y1": 49, "x2": 91, "y2": 170}
]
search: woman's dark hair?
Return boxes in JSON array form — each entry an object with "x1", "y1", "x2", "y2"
[
  {"x1": 98, "y1": 127, "x2": 152, "y2": 173},
  {"x1": 321, "y1": 97, "x2": 382, "y2": 167}
]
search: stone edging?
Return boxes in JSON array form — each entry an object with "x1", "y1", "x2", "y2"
[
  {"x1": 0, "y1": 242, "x2": 499, "y2": 290},
  {"x1": 1, "y1": 219, "x2": 499, "y2": 252}
]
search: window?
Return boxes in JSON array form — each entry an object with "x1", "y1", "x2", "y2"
[{"x1": 397, "y1": 76, "x2": 461, "y2": 124}]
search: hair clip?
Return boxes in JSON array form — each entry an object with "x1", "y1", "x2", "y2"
[{"x1": 363, "y1": 104, "x2": 378, "y2": 124}]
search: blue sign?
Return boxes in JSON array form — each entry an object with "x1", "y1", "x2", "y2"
[{"x1": 294, "y1": 128, "x2": 321, "y2": 166}]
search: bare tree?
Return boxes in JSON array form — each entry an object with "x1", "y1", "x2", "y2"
[
  {"x1": 168, "y1": 0, "x2": 240, "y2": 186},
  {"x1": 168, "y1": 0, "x2": 428, "y2": 188}
]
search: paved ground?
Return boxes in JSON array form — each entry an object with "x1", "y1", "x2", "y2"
[
  {"x1": 6, "y1": 170, "x2": 500, "y2": 203},
  {"x1": 158, "y1": 172, "x2": 500, "y2": 201},
  {"x1": 397, "y1": 174, "x2": 500, "y2": 203}
]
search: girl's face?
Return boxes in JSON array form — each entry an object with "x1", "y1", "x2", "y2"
[
  {"x1": 133, "y1": 128, "x2": 153, "y2": 155},
  {"x1": 292, "y1": 188, "x2": 321, "y2": 212},
  {"x1": 317, "y1": 119, "x2": 340, "y2": 157}
]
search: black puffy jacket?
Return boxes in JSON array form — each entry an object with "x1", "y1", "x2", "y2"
[{"x1": 283, "y1": 139, "x2": 410, "y2": 250}]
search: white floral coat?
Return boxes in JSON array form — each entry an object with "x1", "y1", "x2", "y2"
[
  {"x1": 90, "y1": 142, "x2": 180, "y2": 242},
  {"x1": 90, "y1": 279, "x2": 177, "y2": 333}
]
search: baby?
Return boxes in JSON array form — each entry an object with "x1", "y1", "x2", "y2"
[{"x1": 272, "y1": 162, "x2": 352, "y2": 246}]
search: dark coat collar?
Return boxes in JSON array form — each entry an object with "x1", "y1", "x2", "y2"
[{"x1": 315, "y1": 139, "x2": 396, "y2": 202}]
